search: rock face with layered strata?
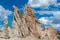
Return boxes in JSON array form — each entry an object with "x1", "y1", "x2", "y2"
[{"x1": 0, "y1": 5, "x2": 59, "y2": 40}]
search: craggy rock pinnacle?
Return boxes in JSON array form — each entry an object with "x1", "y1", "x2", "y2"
[{"x1": 0, "y1": 5, "x2": 59, "y2": 40}]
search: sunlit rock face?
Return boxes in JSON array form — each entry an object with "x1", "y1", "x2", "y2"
[{"x1": 0, "y1": 5, "x2": 59, "y2": 40}]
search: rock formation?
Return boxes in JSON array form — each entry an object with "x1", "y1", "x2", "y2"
[
  {"x1": 24, "y1": 5, "x2": 41, "y2": 38},
  {"x1": 0, "y1": 20, "x2": 10, "y2": 39},
  {"x1": 0, "y1": 5, "x2": 59, "y2": 40},
  {"x1": 41, "y1": 26, "x2": 58, "y2": 40}
]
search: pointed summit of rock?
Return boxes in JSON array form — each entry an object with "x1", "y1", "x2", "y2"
[{"x1": 24, "y1": 5, "x2": 34, "y2": 17}]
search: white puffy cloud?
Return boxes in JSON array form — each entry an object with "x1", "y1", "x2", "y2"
[
  {"x1": 35, "y1": 11, "x2": 53, "y2": 15},
  {"x1": 28, "y1": 0, "x2": 57, "y2": 8},
  {"x1": 52, "y1": 24, "x2": 60, "y2": 28},
  {"x1": 38, "y1": 11, "x2": 60, "y2": 30},
  {"x1": 39, "y1": 17, "x2": 52, "y2": 25},
  {"x1": 53, "y1": 11, "x2": 60, "y2": 20},
  {"x1": 0, "y1": 5, "x2": 12, "y2": 21},
  {"x1": 36, "y1": 11, "x2": 60, "y2": 20},
  {"x1": 39, "y1": 17, "x2": 60, "y2": 30}
]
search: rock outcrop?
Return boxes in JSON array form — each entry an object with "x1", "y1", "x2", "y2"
[
  {"x1": 0, "y1": 5, "x2": 59, "y2": 40},
  {"x1": 41, "y1": 26, "x2": 58, "y2": 40},
  {"x1": 0, "y1": 20, "x2": 10, "y2": 39}
]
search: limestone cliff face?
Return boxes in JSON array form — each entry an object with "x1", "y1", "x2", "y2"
[{"x1": 0, "y1": 5, "x2": 59, "y2": 40}]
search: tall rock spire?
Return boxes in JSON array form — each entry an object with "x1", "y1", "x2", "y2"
[
  {"x1": 24, "y1": 5, "x2": 34, "y2": 18},
  {"x1": 24, "y1": 5, "x2": 41, "y2": 39},
  {"x1": 12, "y1": 5, "x2": 30, "y2": 38},
  {"x1": 12, "y1": 5, "x2": 23, "y2": 37},
  {"x1": 13, "y1": 5, "x2": 22, "y2": 26}
]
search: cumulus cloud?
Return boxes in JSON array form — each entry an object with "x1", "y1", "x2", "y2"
[
  {"x1": 39, "y1": 17, "x2": 52, "y2": 25},
  {"x1": 28, "y1": 0, "x2": 57, "y2": 8},
  {"x1": 36, "y1": 11, "x2": 60, "y2": 19},
  {"x1": 53, "y1": 11, "x2": 60, "y2": 20},
  {"x1": 38, "y1": 11, "x2": 60, "y2": 30},
  {"x1": 35, "y1": 11, "x2": 53, "y2": 15},
  {"x1": 0, "y1": 5, "x2": 12, "y2": 21},
  {"x1": 52, "y1": 24, "x2": 60, "y2": 28}
]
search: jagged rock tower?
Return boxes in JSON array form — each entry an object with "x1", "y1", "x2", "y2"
[
  {"x1": 12, "y1": 5, "x2": 41, "y2": 39},
  {"x1": 23, "y1": 5, "x2": 41, "y2": 38},
  {"x1": 12, "y1": 6, "x2": 23, "y2": 38}
]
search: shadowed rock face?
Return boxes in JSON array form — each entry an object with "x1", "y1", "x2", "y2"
[{"x1": 0, "y1": 5, "x2": 59, "y2": 40}]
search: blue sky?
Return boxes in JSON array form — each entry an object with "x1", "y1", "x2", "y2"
[{"x1": 0, "y1": 0, "x2": 60, "y2": 30}]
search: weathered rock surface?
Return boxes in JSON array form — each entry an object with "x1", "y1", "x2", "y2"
[{"x1": 0, "y1": 5, "x2": 59, "y2": 40}]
